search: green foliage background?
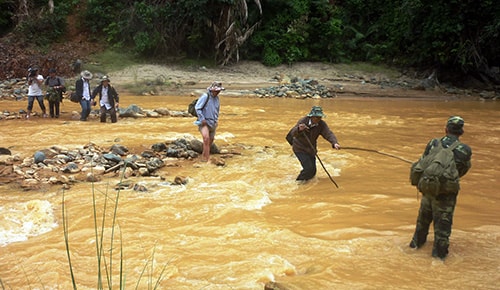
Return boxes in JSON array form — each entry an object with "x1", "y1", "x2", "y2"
[{"x1": 1, "y1": 0, "x2": 499, "y2": 82}]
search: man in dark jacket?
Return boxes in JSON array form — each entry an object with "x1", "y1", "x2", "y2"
[
  {"x1": 44, "y1": 68, "x2": 65, "y2": 118},
  {"x1": 409, "y1": 116, "x2": 472, "y2": 260},
  {"x1": 92, "y1": 76, "x2": 119, "y2": 123},
  {"x1": 75, "y1": 70, "x2": 93, "y2": 121},
  {"x1": 288, "y1": 106, "x2": 340, "y2": 182}
]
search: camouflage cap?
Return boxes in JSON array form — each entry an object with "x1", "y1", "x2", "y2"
[
  {"x1": 447, "y1": 116, "x2": 464, "y2": 135},
  {"x1": 447, "y1": 116, "x2": 464, "y2": 127}
]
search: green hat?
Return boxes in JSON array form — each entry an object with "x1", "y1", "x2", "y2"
[{"x1": 307, "y1": 106, "x2": 326, "y2": 117}]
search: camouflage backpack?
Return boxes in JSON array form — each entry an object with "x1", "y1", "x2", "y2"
[
  {"x1": 410, "y1": 139, "x2": 461, "y2": 197},
  {"x1": 45, "y1": 87, "x2": 60, "y2": 102}
]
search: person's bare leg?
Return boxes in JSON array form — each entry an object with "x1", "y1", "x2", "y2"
[{"x1": 201, "y1": 125, "x2": 211, "y2": 162}]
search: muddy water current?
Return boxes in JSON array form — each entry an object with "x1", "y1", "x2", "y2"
[{"x1": 0, "y1": 96, "x2": 499, "y2": 289}]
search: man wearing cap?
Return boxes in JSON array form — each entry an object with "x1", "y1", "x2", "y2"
[
  {"x1": 195, "y1": 81, "x2": 224, "y2": 162},
  {"x1": 44, "y1": 68, "x2": 66, "y2": 118},
  {"x1": 409, "y1": 116, "x2": 472, "y2": 260},
  {"x1": 288, "y1": 106, "x2": 340, "y2": 182},
  {"x1": 92, "y1": 76, "x2": 119, "y2": 123},
  {"x1": 26, "y1": 66, "x2": 47, "y2": 119},
  {"x1": 75, "y1": 70, "x2": 94, "y2": 121}
]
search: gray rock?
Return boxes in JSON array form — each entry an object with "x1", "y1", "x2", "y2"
[
  {"x1": 0, "y1": 147, "x2": 11, "y2": 155},
  {"x1": 62, "y1": 162, "x2": 80, "y2": 173},
  {"x1": 152, "y1": 143, "x2": 167, "y2": 152},
  {"x1": 110, "y1": 144, "x2": 128, "y2": 156},
  {"x1": 103, "y1": 153, "x2": 122, "y2": 163},
  {"x1": 34, "y1": 151, "x2": 46, "y2": 164}
]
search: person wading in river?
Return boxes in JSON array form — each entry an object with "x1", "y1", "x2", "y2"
[
  {"x1": 195, "y1": 81, "x2": 223, "y2": 162},
  {"x1": 288, "y1": 106, "x2": 340, "y2": 183},
  {"x1": 92, "y1": 76, "x2": 119, "y2": 123},
  {"x1": 409, "y1": 116, "x2": 472, "y2": 260},
  {"x1": 75, "y1": 70, "x2": 94, "y2": 121}
]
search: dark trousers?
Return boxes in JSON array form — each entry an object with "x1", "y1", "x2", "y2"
[
  {"x1": 48, "y1": 100, "x2": 60, "y2": 117},
  {"x1": 411, "y1": 193, "x2": 457, "y2": 259},
  {"x1": 100, "y1": 106, "x2": 117, "y2": 123},
  {"x1": 295, "y1": 152, "x2": 317, "y2": 181},
  {"x1": 27, "y1": 95, "x2": 46, "y2": 112}
]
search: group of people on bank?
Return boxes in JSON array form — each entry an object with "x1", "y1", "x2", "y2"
[
  {"x1": 74, "y1": 70, "x2": 119, "y2": 122},
  {"x1": 25, "y1": 67, "x2": 119, "y2": 123},
  {"x1": 26, "y1": 67, "x2": 65, "y2": 119}
]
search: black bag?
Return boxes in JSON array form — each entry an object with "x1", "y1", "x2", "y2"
[
  {"x1": 188, "y1": 98, "x2": 199, "y2": 117},
  {"x1": 188, "y1": 96, "x2": 208, "y2": 117},
  {"x1": 286, "y1": 128, "x2": 294, "y2": 145},
  {"x1": 70, "y1": 92, "x2": 81, "y2": 103}
]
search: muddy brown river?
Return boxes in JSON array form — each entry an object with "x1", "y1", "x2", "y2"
[{"x1": 0, "y1": 95, "x2": 499, "y2": 289}]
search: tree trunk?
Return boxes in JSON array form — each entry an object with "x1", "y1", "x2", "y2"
[
  {"x1": 17, "y1": 0, "x2": 30, "y2": 23},
  {"x1": 48, "y1": 0, "x2": 54, "y2": 13}
]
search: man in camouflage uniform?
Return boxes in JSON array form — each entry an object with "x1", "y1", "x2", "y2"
[{"x1": 409, "y1": 116, "x2": 472, "y2": 260}]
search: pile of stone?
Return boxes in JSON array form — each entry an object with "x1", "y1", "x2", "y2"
[
  {"x1": 253, "y1": 78, "x2": 336, "y2": 99},
  {"x1": 0, "y1": 78, "x2": 27, "y2": 101},
  {"x1": 0, "y1": 138, "x2": 229, "y2": 191}
]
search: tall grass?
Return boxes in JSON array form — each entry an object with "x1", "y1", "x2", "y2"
[
  {"x1": 62, "y1": 164, "x2": 167, "y2": 289},
  {"x1": 85, "y1": 50, "x2": 140, "y2": 75}
]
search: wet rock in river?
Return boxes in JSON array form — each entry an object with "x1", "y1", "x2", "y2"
[
  {"x1": 173, "y1": 176, "x2": 188, "y2": 185},
  {"x1": 110, "y1": 144, "x2": 128, "y2": 156},
  {"x1": 103, "y1": 153, "x2": 122, "y2": 163},
  {"x1": 62, "y1": 162, "x2": 80, "y2": 173},
  {"x1": 119, "y1": 104, "x2": 146, "y2": 118},
  {"x1": 152, "y1": 143, "x2": 167, "y2": 152},
  {"x1": 33, "y1": 151, "x2": 46, "y2": 164}
]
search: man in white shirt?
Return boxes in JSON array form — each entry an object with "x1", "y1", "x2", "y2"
[
  {"x1": 91, "y1": 76, "x2": 120, "y2": 123},
  {"x1": 26, "y1": 67, "x2": 47, "y2": 119}
]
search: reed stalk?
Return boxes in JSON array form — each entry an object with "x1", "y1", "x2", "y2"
[{"x1": 62, "y1": 161, "x2": 167, "y2": 289}]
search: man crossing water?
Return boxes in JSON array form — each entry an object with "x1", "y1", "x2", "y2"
[{"x1": 287, "y1": 106, "x2": 341, "y2": 183}]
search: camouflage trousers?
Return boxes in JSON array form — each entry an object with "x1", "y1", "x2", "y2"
[{"x1": 410, "y1": 193, "x2": 458, "y2": 259}]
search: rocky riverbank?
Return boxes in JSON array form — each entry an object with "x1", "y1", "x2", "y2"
[
  {"x1": 2, "y1": 61, "x2": 498, "y2": 107},
  {"x1": 0, "y1": 137, "x2": 241, "y2": 191}
]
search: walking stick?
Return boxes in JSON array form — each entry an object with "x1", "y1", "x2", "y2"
[
  {"x1": 302, "y1": 133, "x2": 339, "y2": 188},
  {"x1": 341, "y1": 146, "x2": 413, "y2": 164}
]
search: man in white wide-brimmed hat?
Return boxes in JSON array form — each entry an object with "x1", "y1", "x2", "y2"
[{"x1": 74, "y1": 70, "x2": 94, "y2": 121}]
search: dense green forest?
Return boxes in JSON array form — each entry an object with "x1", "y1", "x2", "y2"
[{"x1": 1, "y1": 0, "x2": 499, "y2": 85}]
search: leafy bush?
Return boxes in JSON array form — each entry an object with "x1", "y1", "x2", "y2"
[
  {"x1": 262, "y1": 47, "x2": 282, "y2": 67},
  {"x1": 14, "y1": 9, "x2": 67, "y2": 46}
]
